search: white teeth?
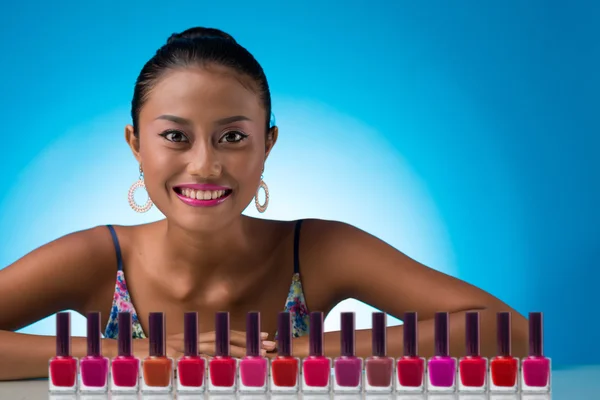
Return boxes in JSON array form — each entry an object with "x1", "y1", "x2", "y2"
[{"x1": 179, "y1": 188, "x2": 228, "y2": 201}]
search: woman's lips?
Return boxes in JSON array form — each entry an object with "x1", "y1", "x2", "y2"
[{"x1": 173, "y1": 184, "x2": 232, "y2": 207}]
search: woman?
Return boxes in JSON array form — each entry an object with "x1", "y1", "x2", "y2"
[{"x1": 0, "y1": 27, "x2": 528, "y2": 380}]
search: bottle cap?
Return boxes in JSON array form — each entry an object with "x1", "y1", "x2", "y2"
[
  {"x1": 86, "y1": 312, "x2": 101, "y2": 356},
  {"x1": 372, "y1": 312, "x2": 387, "y2": 357},
  {"x1": 184, "y1": 312, "x2": 198, "y2": 356},
  {"x1": 246, "y1": 312, "x2": 261, "y2": 357},
  {"x1": 215, "y1": 312, "x2": 230, "y2": 357},
  {"x1": 149, "y1": 312, "x2": 166, "y2": 357},
  {"x1": 277, "y1": 312, "x2": 292, "y2": 356},
  {"x1": 403, "y1": 311, "x2": 418, "y2": 357},
  {"x1": 340, "y1": 312, "x2": 356, "y2": 357},
  {"x1": 465, "y1": 311, "x2": 480, "y2": 356},
  {"x1": 118, "y1": 312, "x2": 132, "y2": 356},
  {"x1": 529, "y1": 312, "x2": 544, "y2": 357},
  {"x1": 434, "y1": 312, "x2": 449, "y2": 356},
  {"x1": 497, "y1": 312, "x2": 512, "y2": 356},
  {"x1": 56, "y1": 312, "x2": 71, "y2": 357},
  {"x1": 309, "y1": 312, "x2": 324, "y2": 356}
]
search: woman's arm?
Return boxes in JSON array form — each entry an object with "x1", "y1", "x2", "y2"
[
  {"x1": 296, "y1": 220, "x2": 528, "y2": 359},
  {"x1": 0, "y1": 226, "x2": 118, "y2": 380}
]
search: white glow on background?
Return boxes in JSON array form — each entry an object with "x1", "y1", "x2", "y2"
[{"x1": 2, "y1": 97, "x2": 455, "y2": 336}]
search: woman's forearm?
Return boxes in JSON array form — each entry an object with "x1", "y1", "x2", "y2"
[
  {"x1": 299, "y1": 309, "x2": 528, "y2": 359},
  {"x1": 0, "y1": 330, "x2": 116, "y2": 380}
]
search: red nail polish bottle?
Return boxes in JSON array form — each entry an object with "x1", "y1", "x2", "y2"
[
  {"x1": 239, "y1": 312, "x2": 268, "y2": 393},
  {"x1": 177, "y1": 312, "x2": 206, "y2": 393},
  {"x1": 110, "y1": 312, "x2": 141, "y2": 393},
  {"x1": 458, "y1": 311, "x2": 487, "y2": 392},
  {"x1": 365, "y1": 312, "x2": 393, "y2": 393},
  {"x1": 208, "y1": 312, "x2": 237, "y2": 392},
  {"x1": 49, "y1": 312, "x2": 78, "y2": 393},
  {"x1": 301, "y1": 312, "x2": 331, "y2": 393},
  {"x1": 396, "y1": 312, "x2": 425, "y2": 393},
  {"x1": 521, "y1": 312, "x2": 551, "y2": 393},
  {"x1": 270, "y1": 312, "x2": 300, "y2": 393},
  {"x1": 489, "y1": 312, "x2": 519, "y2": 392}
]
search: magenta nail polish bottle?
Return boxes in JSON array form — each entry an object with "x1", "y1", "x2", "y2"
[
  {"x1": 239, "y1": 312, "x2": 268, "y2": 393},
  {"x1": 333, "y1": 312, "x2": 363, "y2": 393},
  {"x1": 110, "y1": 312, "x2": 140, "y2": 393},
  {"x1": 302, "y1": 312, "x2": 331, "y2": 393},
  {"x1": 365, "y1": 312, "x2": 393, "y2": 393},
  {"x1": 49, "y1": 312, "x2": 78, "y2": 393},
  {"x1": 427, "y1": 312, "x2": 457, "y2": 392},
  {"x1": 521, "y1": 312, "x2": 551, "y2": 393},
  {"x1": 80, "y1": 312, "x2": 109, "y2": 393}
]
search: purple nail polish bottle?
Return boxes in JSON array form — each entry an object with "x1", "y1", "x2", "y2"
[
  {"x1": 333, "y1": 312, "x2": 363, "y2": 393},
  {"x1": 427, "y1": 312, "x2": 457, "y2": 392},
  {"x1": 521, "y1": 312, "x2": 551, "y2": 393}
]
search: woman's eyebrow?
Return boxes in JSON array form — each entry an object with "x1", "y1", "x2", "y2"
[{"x1": 154, "y1": 114, "x2": 251, "y2": 126}]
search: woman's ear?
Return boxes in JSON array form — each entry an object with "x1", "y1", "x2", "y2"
[
  {"x1": 265, "y1": 126, "x2": 278, "y2": 159},
  {"x1": 125, "y1": 124, "x2": 142, "y2": 163}
]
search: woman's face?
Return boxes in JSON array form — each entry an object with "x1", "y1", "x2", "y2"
[{"x1": 126, "y1": 65, "x2": 276, "y2": 232}]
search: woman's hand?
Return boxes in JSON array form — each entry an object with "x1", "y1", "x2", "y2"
[{"x1": 165, "y1": 330, "x2": 276, "y2": 359}]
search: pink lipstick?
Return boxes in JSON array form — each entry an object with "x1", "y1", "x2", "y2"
[{"x1": 173, "y1": 183, "x2": 232, "y2": 207}]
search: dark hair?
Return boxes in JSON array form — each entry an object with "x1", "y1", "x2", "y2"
[{"x1": 131, "y1": 27, "x2": 272, "y2": 137}]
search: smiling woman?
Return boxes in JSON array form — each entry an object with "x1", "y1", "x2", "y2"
[{"x1": 0, "y1": 26, "x2": 528, "y2": 381}]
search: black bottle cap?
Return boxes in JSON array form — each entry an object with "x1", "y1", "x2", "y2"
[
  {"x1": 529, "y1": 312, "x2": 544, "y2": 357},
  {"x1": 309, "y1": 312, "x2": 324, "y2": 356},
  {"x1": 86, "y1": 312, "x2": 102, "y2": 357},
  {"x1": 117, "y1": 312, "x2": 132, "y2": 356},
  {"x1": 465, "y1": 311, "x2": 480, "y2": 356},
  {"x1": 56, "y1": 312, "x2": 71, "y2": 357},
  {"x1": 403, "y1": 312, "x2": 418, "y2": 357},
  {"x1": 184, "y1": 312, "x2": 199, "y2": 357},
  {"x1": 497, "y1": 312, "x2": 512, "y2": 356},
  {"x1": 149, "y1": 312, "x2": 166, "y2": 357},
  {"x1": 372, "y1": 312, "x2": 387, "y2": 357},
  {"x1": 277, "y1": 312, "x2": 293, "y2": 356},
  {"x1": 340, "y1": 312, "x2": 356, "y2": 357},
  {"x1": 434, "y1": 312, "x2": 450, "y2": 357},
  {"x1": 246, "y1": 312, "x2": 261, "y2": 357},
  {"x1": 215, "y1": 312, "x2": 230, "y2": 357}
]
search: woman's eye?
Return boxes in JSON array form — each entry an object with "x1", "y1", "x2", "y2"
[
  {"x1": 220, "y1": 131, "x2": 248, "y2": 143},
  {"x1": 160, "y1": 130, "x2": 188, "y2": 143}
]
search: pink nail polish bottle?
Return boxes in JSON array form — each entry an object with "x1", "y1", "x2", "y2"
[
  {"x1": 302, "y1": 312, "x2": 331, "y2": 393},
  {"x1": 365, "y1": 312, "x2": 393, "y2": 393},
  {"x1": 333, "y1": 312, "x2": 363, "y2": 393},
  {"x1": 521, "y1": 312, "x2": 551, "y2": 393},
  {"x1": 208, "y1": 312, "x2": 237, "y2": 393},
  {"x1": 49, "y1": 312, "x2": 78, "y2": 393},
  {"x1": 79, "y1": 312, "x2": 109, "y2": 393},
  {"x1": 239, "y1": 312, "x2": 268, "y2": 393},
  {"x1": 110, "y1": 312, "x2": 140, "y2": 393},
  {"x1": 427, "y1": 312, "x2": 457, "y2": 393}
]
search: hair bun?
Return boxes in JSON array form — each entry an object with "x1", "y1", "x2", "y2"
[{"x1": 166, "y1": 27, "x2": 237, "y2": 45}]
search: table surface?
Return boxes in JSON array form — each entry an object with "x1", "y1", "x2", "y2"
[{"x1": 1, "y1": 365, "x2": 597, "y2": 399}]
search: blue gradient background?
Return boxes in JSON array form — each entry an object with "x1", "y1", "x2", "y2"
[{"x1": 0, "y1": 0, "x2": 597, "y2": 376}]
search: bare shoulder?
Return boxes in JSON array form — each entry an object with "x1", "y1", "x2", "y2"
[{"x1": 0, "y1": 224, "x2": 133, "y2": 331}]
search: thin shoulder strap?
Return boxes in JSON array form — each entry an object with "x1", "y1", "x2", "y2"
[
  {"x1": 106, "y1": 225, "x2": 124, "y2": 272},
  {"x1": 293, "y1": 219, "x2": 304, "y2": 274}
]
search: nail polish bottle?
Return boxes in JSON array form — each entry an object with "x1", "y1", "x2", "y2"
[
  {"x1": 396, "y1": 312, "x2": 425, "y2": 392},
  {"x1": 302, "y1": 311, "x2": 331, "y2": 393},
  {"x1": 49, "y1": 312, "x2": 78, "y2": 393},
  {"x1": 333, "y1": 312, "x2": 363, "y2": 393},
  {"x1": 177, "y1": 312, "x2": 206, "y2": 393},
  {"x1": 365, "y1": 312, "x2": 393, "y2": 393},
  {"x1": 270, "y1": 312, "x2": 300, "y2": 393},
  {"x1": 110, "y1": 312, "x2": 140, "y2": 393},
  {"x1": 79, "y1": 312, "x2": 109, "y2": 393},
  {"x1": 141, "y1": 312, "x2": 174, "y2": 393},
  {"x1": 427, "y1": 312, "x2": 457, "y2": 392},
  {"x1": 239, "y1": 312, "x2": 268, "y2": 392},
  {"x1": 521, "y1": 312, "x2": 551, "y2": 393},
  {"x1": 489, "y1": 312, "x2": 519, "y2": 392},
  {"x1": 208, "y1": 311, "x2": 237, "y2": 392},
  {"x1": 458, "y1": 312, "x2": 487, "y2": 392}
]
